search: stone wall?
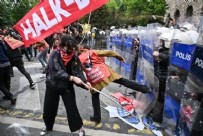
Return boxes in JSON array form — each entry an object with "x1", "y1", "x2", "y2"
[{"x1": 165, "y1": 0, "x2": 203, "y2": 27}]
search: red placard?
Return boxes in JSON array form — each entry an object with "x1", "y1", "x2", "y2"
[
  {"x1": 4, "y1": 36, "x2": 24, "y2": 49},
  {"x1": 14, "y1": 0, "x2": 109, "y2": 46}
]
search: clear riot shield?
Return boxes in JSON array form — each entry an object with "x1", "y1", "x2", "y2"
[
  {"x1": 163, "y1": 17, "x2": 199, "y2": 135},
  {"x1": 135, "y1": 25, "x2": 159, "y2": 115},
  {"x1": 135, "y1": 26, "x2": 147, "y2": 85},
  {"x1": 163, "y1": 42, "x2": 197, "y2": 133},
  {"x1": 105, "y1": 30, "x2": 111, "y2": 66},
  {"x1": 147, "y1": 23, "x2": 161, "y2": 30},
  {"x1": 177, "y1": 47, "x2": 203, "y2": 136},
  {"x1": 177, "y1": 17, "x2": 203, "y2": 136},
  {"x1": 114, "y1": 29, "x2": 124, "y2": 74},
  {"x1": 129, "y1": 29, "x2": 139, "y2": 80},
  {"x1": 108, "y1": 30, "x2": 118, "y2": 68}
]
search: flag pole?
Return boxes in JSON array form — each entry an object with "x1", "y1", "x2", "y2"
[{"x1": 82, "y1": 82, "x2": 139, "y2": 119}]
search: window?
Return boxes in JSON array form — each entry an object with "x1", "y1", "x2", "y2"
[{"x1": 186, "y1": 6, "x2": 193, "y2": 17}]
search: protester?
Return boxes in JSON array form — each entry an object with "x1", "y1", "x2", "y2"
[
  {"x1": 42, "y1": 38, "x2": 60, "y2": 74},
  {"x1": 77, "y1": 43, "x2": 151, "y2": 125},
  {"x1": 4, "y1": 35, "x2": 36, "y2": 89},
  {"x1": 50, "y1": 38, "x2": 60, "y2": 52},
  {"x1": 45, "y1": 35, "x2": 54, "y2": 53},
  {"x1": 20, "y1": 46, "x2": 32, "y2": 61},
  {"x1": 33, "y1": 46, "x2": 38, "y2": 58},
  {"x1": 0, "y1": 32, "x2": 16, "y2": 105},
  {"x1": 7, "y1": 28, "x2": 32, "y2": 62},
  {"x1": 34, "y1": 40, "x2": 49, "y2": 69},
  {"x1": 70, "y1": 21, "x2": 83, "y2": 35},
  {"x1": 40, "y1": 34, "x2": 91, "y2": 136},
  {"x1": 27, "y1": 45, "x2": 34, "y2": 60}
]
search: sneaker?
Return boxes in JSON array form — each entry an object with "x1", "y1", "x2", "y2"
[
  {"x1": 10, "y1": 97, "x2": 17, "y2": 105},
  {"x1": 30, "y1": 83, "x2": 36, "y2": 89},
  {"x1": 78, "y1": 129, "x2": 85, "y2": 136},
  {"x1": 40, "y1": 126, "x2": 48, "y2": 136}
]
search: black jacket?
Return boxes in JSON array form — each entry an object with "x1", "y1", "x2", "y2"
[
  {"x1": 4, "y1": 41, "x2": 22, "y2": 60},
  {"x1": 0, "y1": 41, "x2": 10, "y2": 64},
  {"x1": 46, "y1": 50, "x2": 87, "y2": 91},
  {"x1": 157, "y1": 47, "x2": 170, "y2": 77}
]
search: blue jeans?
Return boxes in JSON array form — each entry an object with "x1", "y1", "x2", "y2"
[{"x1": 38, "y1": 49, "x2": 48, "y2": 67}]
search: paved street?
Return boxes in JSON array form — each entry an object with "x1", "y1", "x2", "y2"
[{"x1": 0, "y1": 57, "x2": 154, "y2": 136}]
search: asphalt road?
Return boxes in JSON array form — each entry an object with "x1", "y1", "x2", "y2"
[{"x1": 0, "y1": 57, "x2": 154, "y2": 136}]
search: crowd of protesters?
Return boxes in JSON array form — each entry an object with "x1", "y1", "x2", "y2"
[
  {"x1": 0, "y1": 27, "x2": 37, "y2": 106},
  {"x1": 0, "y1": 17, "x2": 192, "y2": 136},
  {"x1": 0, "y1": 20, "x2": 152, "y2": 136},
  {"x1": 0, "y1": 20, "x2": 151, "y2": 133}
]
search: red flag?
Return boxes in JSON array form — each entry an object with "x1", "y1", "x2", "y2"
[
  {"x1": 13, "y1": 0, "x2": 109, "y2": 46},
  {"x1": 4, "y1": 36, "x2": 24, "y2": 49}
]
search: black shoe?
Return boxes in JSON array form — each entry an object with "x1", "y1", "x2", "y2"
[
  {"x1": 10, "y1": 98, "x2": 16, "y2": 105},
  {"x1": 148, "y1": 113, "x2": 163, "y2": 124},
  {"x1": 2, "y1": 96, "x2": 11, "y2": 100},
  {"x1": 28, "y1": 59, "x2": 33, "y2": 62},
  {"x1": 90, "y1": 115, "x2": 101, "y2": 124},
  {"x1": 30, "y1": 83, "x2": 36, "y2": 89},
  {"x1": 141, "y1": 86, "x2": 152, "y2": 93}
]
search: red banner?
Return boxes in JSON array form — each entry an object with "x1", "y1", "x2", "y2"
[
  {"x1": 4, "y1": 36, "x2": 24, "y2": 49},
  {"x1": 14, "y1": 0, "x2": 109, "y2": 46}
]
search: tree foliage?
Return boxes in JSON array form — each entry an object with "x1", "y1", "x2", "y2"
[
  {"x1": 126, "y1": 0, "x2": 166, "y2": 16},
  {"x1": 80, "y1": 5, "x2": 113, "y2": 29},
  {"x1": 0, "y1": 1, "x2": 13, "y2": 26},
  {"x1": 82, "y1": 0, "x2": 166, "y2": 28},
  {"x1": 11, "y1": 0, "x2": 39, "y2": 24},
  {"x1": 0, "y1": 0, "x2": 166, "y2": 29},
  {"x1": 0, "y1": 0, "x2": 38, "y2": 27}
]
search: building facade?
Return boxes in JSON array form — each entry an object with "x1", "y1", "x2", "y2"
[{"x1": 165, "y1": 0, "x2": 203, "y2": 26}]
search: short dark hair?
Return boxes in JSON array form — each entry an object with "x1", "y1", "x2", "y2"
[{"x1": 59, "y1": 34, "x2": 77, "y2": 50}]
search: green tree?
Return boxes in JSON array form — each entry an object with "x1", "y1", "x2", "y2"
[
  {"x1": 91, "y1": 0, "x2": 166, "y2": 27},
  {"x1": 80, "y1": 5, "x2": 113, "y2": 29},
  {"x1": 0, "y1": 1, "x2": 13, "y2": 26},
  {"x1": 125, "y1": 0, "x2": 165, "y2": 16},
  {"x1": 0, "y1": 0, "x2": 39, "y2": 27},
  {"x1": 11, "y1": 0, "x2": 39, "y2": 25}
]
